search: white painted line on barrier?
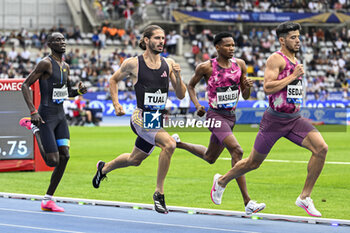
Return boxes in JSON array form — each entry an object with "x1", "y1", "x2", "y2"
[
  {"x1": 0, "y1": 223, "x2": 85, "y2": 233},
  {"x1": 220, "y1": 158, "x2": 350, "y2": 165},
  {"x1": 0, "y1": 192, "x2": 349, "y2": 227},
  {"x1": 0, "y1": 208, "x2": 259, "y2": 233}
]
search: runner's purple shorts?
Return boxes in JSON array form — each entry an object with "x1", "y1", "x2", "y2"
[
  {"x1": 254, "y1": 110, "x2": 316, "y2": 154},
  {"x1": 206, "y1": 109, "x2": 236, "y2": 146}
]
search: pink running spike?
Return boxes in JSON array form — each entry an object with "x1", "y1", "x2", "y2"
[
  {"x1": 41, "y1": 200, "x2": 65, "y2": 212},
  {"x1": 19, "y1": 117, "x2": 32, "y2": 130}
]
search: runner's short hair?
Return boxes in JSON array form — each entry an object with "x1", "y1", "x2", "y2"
[
  {"x1": 213, "y1": 32, "x2": 234, "y2": 46},
  {"x1": 276, "y1": 22, "x2": 301, "y2": 38}
]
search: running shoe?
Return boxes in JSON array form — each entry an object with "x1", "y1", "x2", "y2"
[
  {"x1": 171, "y1": 133, "x2": 181, "y2": 143},
  {"x1": 245, "y1": 200, "x2": 266, "y2": 215},
  {"x1": 210, "y1": 173, "x2": 225, "y2": 205},
  {"x1": 295, "y1": 196, "x2": 322, "y2": 217},
  {"x1": 92, "y1": 160, "x2": 107, "y2": 188},
  {"x1": 19, "y1": 117, "x2": 39, "y2": 134},
  {"x1": 153, "y1": 192, "x2": 168, "y2": 214},
  {"x1": 41, "y1": 200, "x2": 64, "y2": 212}
]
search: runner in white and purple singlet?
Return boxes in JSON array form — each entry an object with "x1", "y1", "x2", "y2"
[
  {"x1": 173, "y1": 32, "x2": 265, "y2": 214},
  {"x1": 210, "y1": 22, "x2": 328, "y2": 217}
]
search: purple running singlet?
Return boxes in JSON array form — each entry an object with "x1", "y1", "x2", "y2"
[
  {"x1": 206, "y1": 57, "x2": 241, "y2": 145},
  {"x1": 269, "y1": 51, "x2": 303, "y2": 114},
  {"x1": 254, "y1": 51, "x2": 315, "y2": 154},
  {"x1": 207, "y1": 58, "x2": 242, "y2": 111}
]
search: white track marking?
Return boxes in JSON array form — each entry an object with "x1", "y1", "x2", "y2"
[
  {"x1": 219, "y1": 158, "x2": 350, "y2": 165},
  {"x1": 0, "y1": 223, "x2": 85, "y2": 233},
  {"x1": 0, "y1": 208, "x2": 260, "y2": 233}
]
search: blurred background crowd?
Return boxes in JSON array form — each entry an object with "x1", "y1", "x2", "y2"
[{"x1": 1, "y1": 0, "x2": 349, "y2": 104}]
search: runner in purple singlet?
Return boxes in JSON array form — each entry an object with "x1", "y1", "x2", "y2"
[
  {"x1": 173, "y1": 32, "x2": 265, "y2": 214},
  {"x1": 210, "y1": 22, "x2": 328, "y2": 217}
]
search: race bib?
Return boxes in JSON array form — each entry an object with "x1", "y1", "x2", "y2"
[
  {"x1": 52, "y1": 84, "x2": 68, "y2": 104},
  {"x1": 216, "y1": 85, "x2": 239, "y2": 109},
  {"x1": 287, "y1": 79, "x2": 303, "y2": 104},
  {"x1": 144, "y1": 88, "x2": 167, "y2": 110}
]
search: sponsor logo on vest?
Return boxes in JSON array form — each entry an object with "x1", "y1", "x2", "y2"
[{"x1": 161, "y1": 71, "x2": 167, "y2": 78}]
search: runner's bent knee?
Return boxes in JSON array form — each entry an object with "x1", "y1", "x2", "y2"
[
  {"x1": 162, "y1": 137, "x2": 176, "y2": 153},
  {"x1": 46, "y1": 152, "x2": 59, "y2": 167},
  {"x1": 247, "y1": 157, "x2": 262, "y2": 170},
  {"x1": 232, "y1": 146, "x2": 243, "y2": 160},
  {"x1": 58, "y1": 146, "x2": 70, "y2": 163},
  {"x1": 316, "y1": 143, "x2": 328, "y2": 158},
  {"x1": 206, "y1": 156, "x2": 217, "y2": 164},
  {"x1": 129, "y1": 158, "x2": 143, "y2": 166}
]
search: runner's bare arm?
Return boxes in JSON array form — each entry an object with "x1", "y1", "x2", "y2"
[
  {"x1": 167, "y1": 58, "x2": 186, "y2": 99},
  {"x1": 22, "y1": 58, "x2": 51, "y2": 116},
  {"x1": 109, "y1": 57, "x2": 137, "y2": 115},
  {"x1": 188, "y1": 61, "x2": 210, "y2": 116},
  {"x1": 237, "y1": 59, "x2": 253, "y2": 100},
  {"x1": 264, "y1": 54, "x2": 304, "y2": 95}
]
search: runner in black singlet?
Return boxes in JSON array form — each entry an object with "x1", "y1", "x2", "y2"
[
  {"x1": 92, "y1": 25, "x2": 187, "y2": 214},
  {"x1": 21, "y1": 32, "x2": 87, "y2": 212}
]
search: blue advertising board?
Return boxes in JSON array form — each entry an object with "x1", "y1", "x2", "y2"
[
  {"x1": 172, "y1": 11, "x2": 350, "y2": 23},
  {"x1": 86, "y1": 99, "x2": 349, "y2": 125}
]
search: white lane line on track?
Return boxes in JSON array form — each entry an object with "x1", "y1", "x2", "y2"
[
  {"x1": 219, "y1": 158, "x2": 350, "y2": 165},
  {"x1": 0, "y1": 223, "x2": 85, "y2": 233},
  {"x1": 0, "y1": 208, "x2": 260, "y2": 233}
]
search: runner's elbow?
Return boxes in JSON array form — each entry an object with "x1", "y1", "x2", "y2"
[
  {"x1": 263, "y1": 85, "x2": 273, "y2": 95},
  {"x1": 21, "y1": 82, "x2": 29, "y2": 92},
  {"x1": 176, "y1": 92, "x2": 185, "y2": 100}
]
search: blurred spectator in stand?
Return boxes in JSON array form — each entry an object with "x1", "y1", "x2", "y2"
[
  {"x1": 39, "y1": 28, "x2": 48, "y2": 48},
  {"x1": 123, "y1": 5, "x2": 134, "y2": 30},
  {"x1": 0, "y1": 46, "x2": 6, "y2": 59},
  {"x1": 161, "y1": 48, "x2": 169, "y2": 58},
  {"x1": 0, "y1": 32, "x2": 7, "y2": 46},
  {"x1": 7, "y1": 65, "x2": 17, "y2": 79},
  {"x1": 166, "y1": 30, "x2": 180, "y2": 54},
  {"x1": 97, "y1": 77, "x2": 109, "y2": 92},
  {"x1": 318, "y1": 87, "x2": 329, "y2": 101},
  {"x1": 72, "y1": 95, "x2": 93, "y2": 126},
  {"x1": 58, "y1": 23, "x2": 66, "y2": 34},
  {"x1": 98, "y1": 30, "x2": 107, "y2": 49},
  {"x1": 8, "y1": 31, "x2": 19, "y2": 47},
  {"x1": 74, "y1": 25, "x2": 83, "y2": 42},
  {"x1": 8, "y1": 46, "x2": 18, "y2": 61},
  {"x1": 92, "y1": 30, "x2": 100, "y2": 49},
  {"x1": 20, "y1": 47, "x2": 31, "y2": 63}
]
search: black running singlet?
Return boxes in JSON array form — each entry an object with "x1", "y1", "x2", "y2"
[
  {"x1": 134, "y1": 55, "x2": 169, "y2": 111},
  {"x1": 39, "y1": 56, "x2": 69, "y2": 106}
]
